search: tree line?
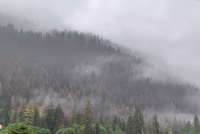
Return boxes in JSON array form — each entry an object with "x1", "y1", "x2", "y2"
[{"x1": 1, "y1": 101, "x2": 200, "y2": 134}]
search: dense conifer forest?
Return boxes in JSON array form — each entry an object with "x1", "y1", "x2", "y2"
[{"x1": 0, "y1": 22, "x2": 200, "y2": 134}]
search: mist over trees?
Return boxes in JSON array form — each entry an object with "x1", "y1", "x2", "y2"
[
  {"x1": 0, "y1": 22, "x2": 199, "y2": 121},
  {"x1": 0, "y1": 12, "x2": 200, "y2": 134}
]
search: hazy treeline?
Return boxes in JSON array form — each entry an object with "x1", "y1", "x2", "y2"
[
  {"x1": 0, "y1": 24, "x2": 199, "y2": 120},
  {"x1": 1, "y1": 103, "x2": 200, "y2": 134}
]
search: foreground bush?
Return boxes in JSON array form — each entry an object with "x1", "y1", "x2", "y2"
[
  {"x1": 55, "y1": 124, "x2": 84, "y2": 134},
  {"x1": 34, "y1": 127, "x2": 51, "y2": 134},
  {"x1": 0, "y1": 123, "x2": 36, "y2": 134},
  {"x1": 0, "y1": 123, "x2": 50, "y2": 134}
]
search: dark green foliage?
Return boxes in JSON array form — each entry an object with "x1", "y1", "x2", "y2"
[
  {"x1": 0, "y1": 102, "x2": 191, "y2": 134},
  {"x1": 55, "y1": 124, "x2": 84, "y2": 134},
  {"x1": 0, "y1": 123, "x2": 51, "y2": 134},
  {"x1": 0, "y1": 123, "x2": 36, "y2": 134},
  {"x1": 56, "y1": 128, "x2": 76, "y2": 134},
  {"x1": 181, "y1": 128, "x2": 199, "y2": 134},
  {"x1": 34, "y1": 127, "x2": 51, "y2": 134},
  {"x1": 113, "y1": 126, "x2": 123, "y2": 134}
]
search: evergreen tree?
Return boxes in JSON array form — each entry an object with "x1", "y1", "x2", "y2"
[
  {"x1": 94, "y1": 122, "x2": 100, "y2": 134},
  {"x1": 33, "y1": 105, "x2": 40, "y2": 126},
  {"x1": 1, "y1": 97, "x2": 11, "y2": 125},
  {"x1": 126, "y1": 115, "x2": 134, "y2": 134},
  {"x1": 119, "y1": 118, "x2": 126, "y2": 131},
  {"x1": 11, "y1": 110, "x2": 17, "y2": 123},
  {"x1": 44, "y1": 104, "x2": 65, "y2": 133},
  {"x1": 185, "y1": 121, "x2": 192, "y2": 129},
  {"x1": 40, "y1": 116, "x2": 48, "y2": 129},
  {"x1": 193, "y1": 114, "x2": 200, "y2": 131},
  {"x1": 171, "y1": 118, "x2": 180, "y2": 134},
  {"x1": 83, "y1": 101, "x2": 93, "y2": 134},
  {"x1": 152, "y1": 115, "x2": 160, "y2": 134},
  {"x1": 23, "y1": 103, "x2": 35, "y2": 125},
  {"x1": 54, "y1": 104, "x2": 64, "y2": 132},
  {"x1": 70, "y1": 111, "x2": 82, "y2": 125},
  {"x1": 75, "y1": 112, "x2": 82, "y2": 125},
  {"x1": 45, "y1": 104, "x2": 56, "y2": 132},
  {"x1": 18, "y1": 105, "x2": 25, "y2": 122},
  {"x1": 133, "y1": 107, "x2": 144, "y2": 134}
]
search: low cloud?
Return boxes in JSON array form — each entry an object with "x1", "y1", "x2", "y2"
[{"x1": 0, "y1": 0, "x2": 200, "y2": 85}]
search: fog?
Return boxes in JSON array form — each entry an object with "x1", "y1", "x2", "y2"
[{"x1": 0, "y1": 0, "x2": 200, "y2": 85}]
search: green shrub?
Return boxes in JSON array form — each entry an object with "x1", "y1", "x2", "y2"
[
  {"x1": 0, "y1": 123, "x2": 51, "y2": 134},
  {"x1": 34, "y1": 127, "x2": 51, "y2": 134},
  {"x1": 55, "y1": 128, "x2": 75, "y2": 134},
  {"x1": 0, "y1": 123, "x2": 36, "y2": 134}
]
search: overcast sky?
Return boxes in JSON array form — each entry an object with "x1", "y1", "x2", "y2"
[{"x1": 0, "y1": 0, "x2": 200, "y2": 85}]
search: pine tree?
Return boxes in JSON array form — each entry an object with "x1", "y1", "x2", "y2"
[
  {"x1": 33, "y1": 105, "x2": 40, "y2": 126},
  {"x1": 54, "y1": 104, "x2": 64, "y2": 132},
  {"x1": 18, "y1": 105, "x2": 25, "y2": 122},
  {"x1": 185, "y1": 121, "x2": 192, "y2": 129},
  {"x1": 75, "y1": 112, "x2": 82, "y2": 125},
  {"x1": 152, "y1": 115, "x2": 160, "y2": 134},
  {"x1": 23, "y1": 103, "x2": 35, "y2": 125},
  {"x1": 11, "y1": 110, "x2": 17, "y2": 123},
  {"x1": 83, "y1": 101, "x2": 93, "y2": 134},
  {"x1": 126, "y1": 115, "x2": 134, "y2": 134},
  {"x1": 45, "y1": 104, "x2": 56, "y2": 132},
  {"x1": 95, "y1": 122, "x2": 100, "y2": 134},
  {"x1": 1, "y1": 97, "x2": 11, "y2": 125},
  {"x1": 2, "y1": 106, "x2": 11, "y2": 125},
  {"x1": 133, "y1": 107, "x2": 144, "y2": 134},
  {"x1": 119, "y1": 118, "x2": 126, "y2": 131},
  {"x1": 194, "y1": 114, "x2": 200, "y2": 131},
  {"x1": 44, "y1": 104, "x2": 65, "y2": 133},
  {"x1": 171, "y1": 118, "x2": 180, "y2": 134}
]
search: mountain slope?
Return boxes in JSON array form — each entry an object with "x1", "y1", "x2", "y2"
[{"x1": 0, "y1": 21, "x2": 199, "y2": 118}]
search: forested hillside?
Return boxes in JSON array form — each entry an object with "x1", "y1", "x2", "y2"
[
  {"x1": 0, "y1": 22, "x2": 200, "y2": 133},
  {"x1": 0, "y1": 23, "x2": 199, "y2": 117}
]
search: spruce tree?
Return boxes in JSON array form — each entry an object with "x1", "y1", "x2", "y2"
[
  {"x1": 126, "y1": 115, "x2": 134, "y2": 134},
  {"x1": 33, "y1": 105, "x2": 40, "y2": 126},
  {"x1": 1, "y1": 96, "x2": 11, "y2": 125},
  {"x1": 54, "y1": 104, "x2": 64, "y2": 132},
  {"x1": 45, "y1": 104, "x2": 56, "y2": 132},
  {"x1": 194, "y1": 114, "x2": 200, "y2": 131},
  {"x1": 133, "y1": 107, "x2": 144, "y2": 134},
  {"x1": 83, "y1": 101, "x2": 93, "y2": 134},
  {"x1": 23, "y1": 103, "x2": 35, "y2": 125},
  {"x1": 95, "y1": 122, "x2": 100, "y2": 134},
  {"x1": 185, "y1": 121, "x2": 192, "y2": 129},
  {"x1": 152, "y1": 115, "x2": 160, "y2": 134},
  {"x1": 119, "y1": 118, "x2": 126, "y2": 131}
]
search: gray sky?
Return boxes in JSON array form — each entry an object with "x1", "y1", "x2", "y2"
[{"x1": 0, "y1": 0, "x2": 200, "y2": 85}]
